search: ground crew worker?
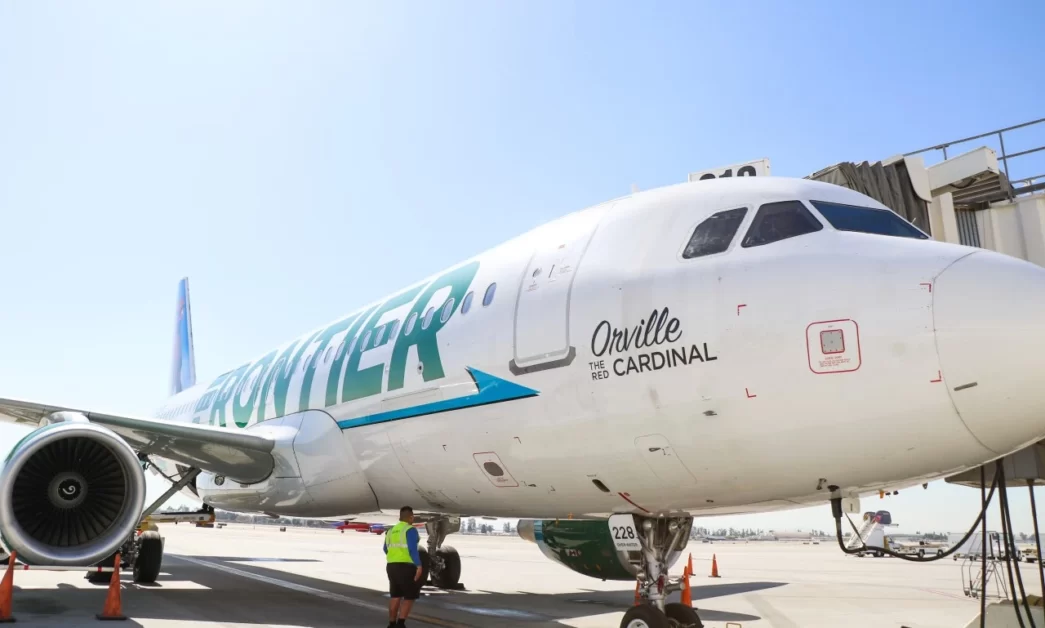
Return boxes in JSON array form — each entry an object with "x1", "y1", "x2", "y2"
[{"x1": 384, "y1": 506, "x2": 423, "y2": 628}]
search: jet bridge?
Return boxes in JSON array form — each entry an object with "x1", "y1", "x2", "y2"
[{"x1": 805, "y1": 117, "x2": 1045, "y2": 261}]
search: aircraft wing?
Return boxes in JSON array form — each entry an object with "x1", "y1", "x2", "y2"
[{"x1": 0, "y1": 397, "x2": 274, "y2": 484}]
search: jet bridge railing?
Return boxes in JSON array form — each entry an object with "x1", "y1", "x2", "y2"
[{"x1": 904, "y1": 117, "x2": 1045, "y2": 201}]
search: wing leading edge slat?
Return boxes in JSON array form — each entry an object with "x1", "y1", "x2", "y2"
[{"x1": 0, "y1": 397, "x2": 274, "y2": 484}]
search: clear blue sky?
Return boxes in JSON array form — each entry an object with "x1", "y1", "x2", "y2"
[{"x1": 1, "y1": 1, "x2": 1044, "y2": 534}]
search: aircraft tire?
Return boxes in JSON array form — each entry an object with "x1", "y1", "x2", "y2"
[
  {"x1": 433, "y1": 546, "x2": 461, "y2": 588},
  {"x1": 620, "y1": 605, "x2": 670, "y2": 628},
  {"x1": 133, "y1": 531, "x2": 164, "y2": 583},
  {"x1": 664, "y1": 602, "x2": 703, "y2": 627}
]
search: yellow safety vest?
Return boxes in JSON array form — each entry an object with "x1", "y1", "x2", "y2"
[{"x1": 385, "y1": 522, "x2": 415, "y2": 564}]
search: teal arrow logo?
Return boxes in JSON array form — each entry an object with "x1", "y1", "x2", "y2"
[{"x1": 337, "y1": 367, "x2": 539, "y2": 430}]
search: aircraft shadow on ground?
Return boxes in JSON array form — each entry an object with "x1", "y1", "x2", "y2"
[
  {"x1": 504, "y1": 582, "x2": 778, "y2": 624},
  {"x1": 5, "y1": 557, "x2": 781, "y2": 627},
  {"x1": 12, "y1": 582, "x2": 150, "y2": 628}
]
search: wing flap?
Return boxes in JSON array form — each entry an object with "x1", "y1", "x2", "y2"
[{"x1": 0, "y1": 397, "x2": 274, "y2": 484}]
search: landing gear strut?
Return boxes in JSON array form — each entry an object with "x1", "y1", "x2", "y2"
[
  {"x1": 420, "y1": 516, "x2": 463, "y2": 589},
  {"x1": 86, "y1": 463, "x2": 200, "y2": 585},
  {"x1": 622, "y1": 515, "x2": 703, "y2": 628}
]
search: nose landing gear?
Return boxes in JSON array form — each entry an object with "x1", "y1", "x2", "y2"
[{"x1": 621, "y1": 515, "x2": 703, "y2": 628}]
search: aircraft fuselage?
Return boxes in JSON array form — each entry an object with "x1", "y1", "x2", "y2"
[{"x1": 154, "y1": 177, "x2": 1045, "y2": 520}]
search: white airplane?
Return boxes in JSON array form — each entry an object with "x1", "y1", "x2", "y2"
[{"x1": 0, "y1": 176, "x2": 1043, "y2": 628}]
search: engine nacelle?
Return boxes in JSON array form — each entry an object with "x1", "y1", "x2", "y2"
[
  {"x1": 517, "y1": 517, "x2": 685, "y2": 581},
  {"x1": 0, "y1": 415, "x2": 146, "y2": 566}
]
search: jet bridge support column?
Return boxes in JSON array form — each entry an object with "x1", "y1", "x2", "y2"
[{"x1": 928, "y1": 193, "x2": 961, "y2": 244}]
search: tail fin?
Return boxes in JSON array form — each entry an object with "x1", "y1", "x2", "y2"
[{"x1": 170, "y1": 277, "x2": 197, "y2": 396}]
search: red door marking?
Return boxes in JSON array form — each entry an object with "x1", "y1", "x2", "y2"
[
  {"x1": 745, "y1": 388, "x2": 757, "y2": 398},
  {"x1": 930, "y1": 371, "x2": 942, "y2": 383},
  {"x1": 618, "y1": 492, "x2": 651, "y2": 514},
  {"x1": 737, "y1": 304, "x2": 747, "y2": 315},
  {"x1": 920, "y1": 282, "x2": 933, "y2": 293}
]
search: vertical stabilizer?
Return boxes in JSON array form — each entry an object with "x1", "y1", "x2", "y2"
[{"x1": 170, "y1": 277, "x2": 197, "y2": 396}]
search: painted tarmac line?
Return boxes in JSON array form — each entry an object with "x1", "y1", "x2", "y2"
[{"x1": 172, "y1": 555, "x2": 472, "y2": 628}]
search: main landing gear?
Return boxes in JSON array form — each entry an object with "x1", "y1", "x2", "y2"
[
  {"x1": 419, "y1": 516, "x2": 463, "y2": 589},
  {"x1": 621, "y1": 515, "x2": 703, "y2": 628},
  {"x1": 87, "y1": 464, "x2": 204, "y2": 585},
  {"x1": 85, "y1": 530, "x2": 166, "y2": 585}
]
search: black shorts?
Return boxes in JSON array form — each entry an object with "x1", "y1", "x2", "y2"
[{"x1": 387, "y1": 562, "x2": 421, "y2": 600}]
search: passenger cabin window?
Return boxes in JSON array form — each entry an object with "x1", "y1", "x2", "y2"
[
  {"x1": 405, "y1": 311, "x2": 418, "y2": 336},
  {"x1": 482, "y1": 283, "x2": 496, "y2": 307},
  {"x1": 741, "y1": 201, "x2": 823, "y2": 248},
  {"x1": 440, "y1": 297, "x2": 455, "y2": 323},
  {"x1": 810, "y1": 200, "x2": 928, "y2": 240},
  {"x1": 422, "y1": 306, "x2": 436, "y2": 330},
  {"x1": 335, "y1": 340, "x2": 347, "y2": 360},
  {"x1": 461, "y1": 291, "x2": 474, "y2": 314},
  {"x1": 682, "y1": 207, "x2": 748, "y2": 259},
  {"x1": 387, "y1": 320, "x2": 400, "y2": 340},
  {"x1": 375, "y1": 324, "x2": 387, "y2": 346}
]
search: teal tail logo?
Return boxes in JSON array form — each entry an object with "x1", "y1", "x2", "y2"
[
  {"x1": 170, "y1": 277, "x2": 197, "y2": 396},
  {"x1": 338, "y1": 367, "x2": 538, "y2": 429}
]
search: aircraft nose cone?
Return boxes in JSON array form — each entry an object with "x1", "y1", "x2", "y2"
[{"x1": 934, "y1": 251, "x2": 1045, "y2": 455}]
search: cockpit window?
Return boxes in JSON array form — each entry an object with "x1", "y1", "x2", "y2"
[
  {"x1": 741, "y1": 201, "x2": 823, "y2": 248},
  {"x1": 682, "y1": 207, "x2": 748, "y2": 259},
  {"x1": 810, "y1": 200, "x2": 928, "y2": 240}
]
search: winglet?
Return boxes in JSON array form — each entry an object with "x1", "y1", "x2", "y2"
[{"x1": 170, "y1": 277, "x2": 197, "y2": 396}]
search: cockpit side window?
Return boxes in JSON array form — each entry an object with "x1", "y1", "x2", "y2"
[
  {"x1": 682, "y1": 207, "x2": 748, "y2": 259},
  {"x1": 741, "y1": 201, "x2": 823, "y2": 248},
  {"x1": 809, "y1": 200, "x2": 928, "y2": 240}
]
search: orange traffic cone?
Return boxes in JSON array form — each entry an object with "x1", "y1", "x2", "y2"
[
  {"x1": 709, "y1": 554, "x2": 720, "y2": 578},
  {"x1": 0, "y1": 551, "x2": 15, "y2": 622},
  {"x1": 633, "y1": 580, "x2": 641, "y2": 606},
  {"x1": 96, "y1": 553, "x2": 127, "y2": 621},
  {"x1": 680, "y1": 562, "x2": 692, "y2": 607}
]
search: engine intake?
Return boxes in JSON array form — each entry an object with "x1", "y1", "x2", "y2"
[{"x1": 0, "y1": 418, "x2": 146, "y2": 566}]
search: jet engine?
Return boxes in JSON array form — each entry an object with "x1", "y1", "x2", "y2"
[
  {"x1": 517, "y1": 518, "x2": 685, "y2": 581},
  {"x1": 0, "y1": 415, "x2": 146, "y2": 566}
]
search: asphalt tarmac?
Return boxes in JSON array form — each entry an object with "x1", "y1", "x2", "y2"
[{"x1": 0, "y1": 523, "x2": 1031, "y2": 627}]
